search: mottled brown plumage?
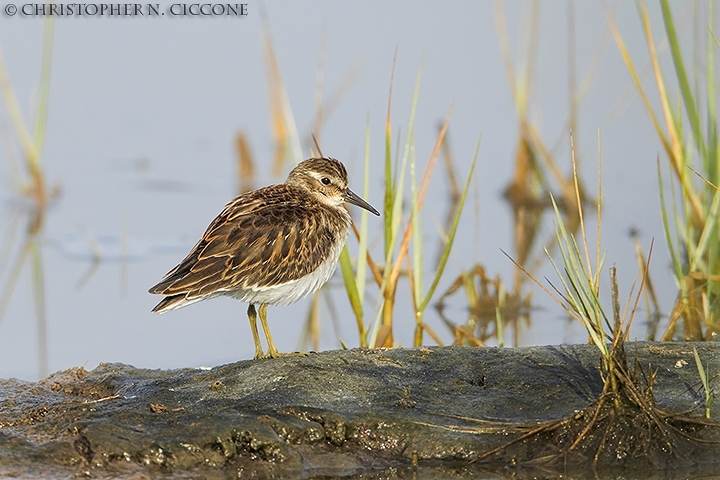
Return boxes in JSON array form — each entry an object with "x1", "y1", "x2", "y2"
[{"x1": 149, "y1": 157, "x2": 379, "y2": 359}]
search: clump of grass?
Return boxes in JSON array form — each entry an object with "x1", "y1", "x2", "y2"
[
  {"x1": 608, "y1": 0, "x2": 720, "y2": 340},
  {"x1": 339, "y1": 55, "x2": 479, "y2": 349},
  {"x1": 507, "y1": 134, "x2": 630, "y2": 398},
  {"x1": 490, "y1": 135, "x2": 719, "y2": 467}
]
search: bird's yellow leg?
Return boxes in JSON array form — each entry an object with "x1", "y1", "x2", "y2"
[
  {"x1": 258, "y1": 304, "x2": 282, "y2": 358},
  {"x1": 258, "y1": 304, "x2": 309, "y2": 359},
  {"x1": 247, "y1": 304, "x2": 266, "y2": 359}
]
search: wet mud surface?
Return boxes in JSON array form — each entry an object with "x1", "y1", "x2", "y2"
[{"x1": 1, "y1": 343, "x2": 719, "y2": 478}]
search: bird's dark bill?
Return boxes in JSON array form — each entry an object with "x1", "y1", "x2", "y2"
[{"x1": 344, "y1": 188, "x2": 380, "y2": 216}]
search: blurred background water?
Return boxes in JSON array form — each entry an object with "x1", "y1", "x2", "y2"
[{"x1": 0, "y1": 1, "x2": 711, "y2": 381}]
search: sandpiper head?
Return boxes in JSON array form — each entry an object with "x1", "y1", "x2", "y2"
[{"x1": 286, "y1": 157, "x2": 380, "y2": 216}]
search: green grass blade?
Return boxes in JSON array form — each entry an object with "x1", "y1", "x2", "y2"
[
  {"x1": 383, "y1": 53, "x2": 395, "y2": 258},
  {"x1": 495, "y1": 306, "x2": 504, "y2": 348},
  {"x1": 690, "y1": 188, "x2": 720, "y2": 272},
  {"x1": 0, "y1": 49, "x2": 35, "y2": 162},
  {"x1": 660, "y1": 0, "x2": 707, "y2": 161},
  {"x1": 410, "y1": 145, "x2": 422, "y2": 306},
  {"x1": 560, "y1": 229, "x2": 606, "y2": 332},
  {"x1": 356, "y1": 116, "x2": 371, "y2": 304},
  {"x1": 706, "y1": 1, "x2": 717, "y2": 182},
  {"x1": 33, "y1": 17, "x2": 54, "y2": 162},
  {"x1": 551, "y1": 199, "x2": 595, "y2": 310},
  {"x1": 657, "y1": 158, "x2": 684, "y2": 284},
  {"x1": 372, "y1": 57, "x2": 422, "y2": 345},
  {"x1": 383, "y1": 59, "x2": 422, "y2": 279},
  {"x1": 338, "y1": 245, "x2": 365, "y2": 346},
  {"x1": 545, "y1": 245, "x2": 583, "y2": 317},
  {"x1": 693, "y1": 346, "x2": 709, "y2": 392},
  {"x1": 367, "y1": 274, "x2": 389, "y2": 348},
  {"x1": 547, "y1": 194, "x2": 609, "y2": 357},
  {"x1": 30, "y1": 241, "x2": 48, "y2": 378},
  {"x1": 693, "y1": 345, "x2": 712, "y2": 418},
  {"x1": 420, "y1": 137, "x2": 479, "y2": 311},
  {"x1": 606, "y1": 5, "x2": 673, "y2": 161}
]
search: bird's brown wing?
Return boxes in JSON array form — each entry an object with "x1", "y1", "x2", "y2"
[{"x1": 148, "y1": 184, "x2": 340, "y2": 300}]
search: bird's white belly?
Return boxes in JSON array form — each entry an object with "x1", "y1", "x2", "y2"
[{"x1": 230, "y1": 231, "x2": 348, "y2": 306}]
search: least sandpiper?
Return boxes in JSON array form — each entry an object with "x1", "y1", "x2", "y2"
[{"x1": 149, "y1": 157, "x2": 380, "y2": 359}]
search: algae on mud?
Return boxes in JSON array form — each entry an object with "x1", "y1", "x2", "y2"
[{"x1": 0, "y1": 344, "x2": 719, "y2": 478}]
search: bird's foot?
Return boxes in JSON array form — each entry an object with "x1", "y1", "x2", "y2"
[{"x1": 264, "y1": 347, "x2": 310, "y2": 359}]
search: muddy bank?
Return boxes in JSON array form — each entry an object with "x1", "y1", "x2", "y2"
[{"x1": 1, "y1": 343, "x2": 719, "y2": 478}]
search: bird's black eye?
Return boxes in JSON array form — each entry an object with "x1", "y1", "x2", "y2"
[{"x1": 321, "y1": 177, "x2": 331, "y2": 185}]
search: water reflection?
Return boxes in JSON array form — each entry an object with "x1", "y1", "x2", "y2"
[{"x1": 1, "y1": 201, "x2": 49, "y2": 378}]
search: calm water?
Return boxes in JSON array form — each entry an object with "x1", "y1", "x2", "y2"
[{"x1": 0, "y1": 2, "x2": 707, "y2": 380}]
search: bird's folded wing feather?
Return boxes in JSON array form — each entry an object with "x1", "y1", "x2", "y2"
[{"x1": 148, "y1": 185, "x2": 339, "y2": 297}]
